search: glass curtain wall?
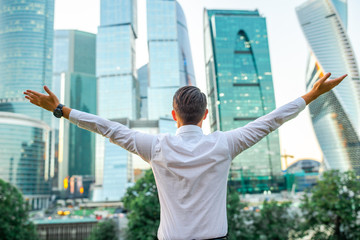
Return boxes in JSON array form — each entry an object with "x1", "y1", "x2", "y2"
[
  {"x1": 296, "y1": 0, "x2": 360, "y2": 174},
  {"x1": 94, "y1": 0, "x2": 138, "y2": 201},
  {"x1": 204, "y1": 9, "x2": 282, "y2": 193},
  {"x1": 147, "y1": 0, "x2": 195, "y2": 122}
]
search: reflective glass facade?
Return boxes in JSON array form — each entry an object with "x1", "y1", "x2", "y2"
[
  {"x1": 296, "y1": 0, "x2": 360, "y2": 174},
  {"x1": 0, "y1": 112, "x2": 51, "y2": 209},
  {"x1": 204, "y1": 10, "x2": 282, "y2": 193},
  {"x1": 147, "y1": 0, "x2": 195, "y2": 120},
  {"x1": 93, "y1": 118, "x2": 134, "y2": 201},
  {"x1": 0, "y1": 0, "x2": 54, "y2": 125},
  {"x1": 0, "y1": 0, "x2": 53, "y2": 208},
  {"x1": 94, "y1": 0, "x2": 138, "y2": 201},
  {"x1": 138, "y1": 64, "x2": 148, "y2": 119},
  {"x1": 97, "y1": 0, "x2": 139, "y2": 120},
  {"x1": 53, "y1": 30, "x2": 97, "y2": 190},
  {"x1": 97, "y1": 137, "x2": 130, "y2": 201}
]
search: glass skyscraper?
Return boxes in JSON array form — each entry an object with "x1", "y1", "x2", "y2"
[
  {"x1": 93, "y1": 0, "x2": 138, "y2": 201},
  {"x1": 204, "y1": 9, "x2": 282, "y2": 193},
  {"x1": 147, "y1": 0, "x2": 196, "y2": 120},
  {"x1": 0, "y1": 0, "x2": 54, "y2": 125},
  {"x1": 97, "y1": 0, "x2": 139, "y2": 120},
  {"x1": 296, "y1": 0, "x2": 360, "y2": 174},
  {"x1": 53, "y1": 30, "x2": 97, "y2": 191},
  {"x1": 0, "y1": 0, "x2": 54, "y2": 208}
]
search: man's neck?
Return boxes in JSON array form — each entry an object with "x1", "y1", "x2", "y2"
[{"x1": 177, "y1": 121, "x2": 203, "y2": 129}]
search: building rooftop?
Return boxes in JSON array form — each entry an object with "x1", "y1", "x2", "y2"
[{"x1": 33, "y1": 218, "x2": 97, "y2": 225}]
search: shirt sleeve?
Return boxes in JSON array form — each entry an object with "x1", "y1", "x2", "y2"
[
  {"x1": 224, "y1": 97, "x2": 306, "y2": 159},
  {"x1": 69, "y1": 109, "x2": 156, "y2": 162}
]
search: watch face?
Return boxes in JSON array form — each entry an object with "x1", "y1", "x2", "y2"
[{"x1": 53, "y1": 108, "x2": 62, "y2": 118}]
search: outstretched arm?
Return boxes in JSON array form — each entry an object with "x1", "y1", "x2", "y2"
[
  {"x1": 225, "y1": 73, "x2": 347, "y2": 159},
  {"x1": 24, "y1": 86, "x2": 155, "y2": 162}
]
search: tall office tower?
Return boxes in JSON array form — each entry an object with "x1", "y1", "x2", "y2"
[
  {"x1": 0, "y1": 0, "x2": 54, "y2": 208},
  {"x1": 138, "y1": 64, "x2": 149, "y2": 119},
  {"x1": 93, "y1": 0, "x2": 139, "y2": 201},
  {"x1": 147, "y1": 0, "x2": 196, "y2": 121},
  {"x1": 0, "y1": 0, "x2": 54, "y2": 125},
  {"x1": 52, "y1": 30, "x2": 97, "y2": 192},
  {"x1": 204, "y1": 9, "x2": 282, "y2": 193},
  {"x1": 296, "y1": 0, "x2": 360, "y2": 174},
  {"x1": 97, "y1": 0, "x2": 139, "y2": 120}
]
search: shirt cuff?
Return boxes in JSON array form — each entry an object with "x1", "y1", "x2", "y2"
[
  {"x1": 69, "y1": 109, "x2": 82, "y2": 125},
  {"x1": 296, "y1": 97, "x2": 307, "y2": 111}
]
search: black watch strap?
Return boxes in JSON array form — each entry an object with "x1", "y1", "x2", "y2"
[{"x1": 53, "y1": 104, "x2": 64, "y2": 118}]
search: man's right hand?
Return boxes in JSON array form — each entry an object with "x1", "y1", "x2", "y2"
[
  {"x1": 24, "y1": 86, "x2": 60, "y2": 112},
  {"x1": 24, "y1": 86, "x2": 72, "y2": 119}
]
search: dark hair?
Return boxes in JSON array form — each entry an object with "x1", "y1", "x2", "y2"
[{"x1": 173, "y1": 86, "x2": 207, "y2": 125}]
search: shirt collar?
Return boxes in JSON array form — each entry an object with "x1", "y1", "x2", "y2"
[{"x1": 175, "y1": 125, "x2": 203, "y2": 136}]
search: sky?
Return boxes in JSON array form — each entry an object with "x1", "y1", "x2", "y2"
[{"x1": 54, "y1": 0, "x2": 360, "y2": 168}]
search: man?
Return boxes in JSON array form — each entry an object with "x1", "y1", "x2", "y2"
[{"x1": 24, "y1": 72, "x2": 346, "y2": 240}]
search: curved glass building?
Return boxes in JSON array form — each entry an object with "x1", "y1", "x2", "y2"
[
  {"x1": 0, "y1": 112, "x2": 51, "y2": 209},
  {"x1": 0, "y1": 0, "x2": 54, "y2": 125},
  {"x1": 204, "y1": 9, "x2": 282, "y2": 193},
  {"x1": 296, "y1": 0, "x2": 360, "y2": 174},
  {"x1": 147, "y1": 0, "x2": 196, "y2": 120}
]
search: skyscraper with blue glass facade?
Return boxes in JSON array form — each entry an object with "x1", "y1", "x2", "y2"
[
  {"x1": 296, "y1": 0, "x2": 360, "y2": 174},
  {"x1": 0, "y1": 0, "x2": 54, "y2": 208},
  {"x1": 53, "y1": 30, "x2": 97, "y2": 191},
  {"x1": 0, "y1": 0, "x2": 54, "y2": 125},
  {"x1": 147, "y1": 0, "x2": 196, "y2": 121},
  {"x1": 97, "y1": 0, "x2": 139, "y2": 120},
  {"x1": 204, "y1": 9, "x2": 282, "y2": 193},
  {"x1": 93, "y1": 0, "x2": 139, "y2": 201}
]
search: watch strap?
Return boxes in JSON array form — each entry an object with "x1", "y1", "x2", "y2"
[{"x1": 53, "y1": 104, "x2": 65, "y2": 118}]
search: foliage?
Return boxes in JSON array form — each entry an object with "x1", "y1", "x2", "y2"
[
  {"x1": 252, "y1": 200, "x2": 297, "y2": 240},
  {"x1": 227, "y1": 191, "x2": 297, "y2": 240},
  {"x1": 122, "y1": 169, "x2": 160, "y2": 240},
  {"x1": 295, "y1": 170, "x2": 360, "y2": 240},
  {"x1": 0, "y1": 178, "x2": 38, "y2": 240},
  {"x1": 226, "y1": 188, "x2": 254, "y2": 240},
  {"x1": 87, "y1": 220, "x2": 117, "y2": 240}
]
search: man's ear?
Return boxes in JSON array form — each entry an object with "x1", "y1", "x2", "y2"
[
  {"x1": 203, "y1": 109, "x2": 208, "y2": 120},
  {"x1": 172, "y1": 110, "x2": 177, "y2": 121}
]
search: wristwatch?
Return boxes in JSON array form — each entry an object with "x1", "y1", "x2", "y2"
[{"x1": 53, "y1": 104, "x2": 64, "y2": 118}]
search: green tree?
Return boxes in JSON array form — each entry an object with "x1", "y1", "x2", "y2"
[
  {"x1": 122, "y1": 170, "x2": 160, "y2": 240},
  {"x1": 296, "y1": 170, "x2": 360, "y2": 240},
  {"x1": 87, "y1": 220, "x2": 117, "y2": 240},
  {"x1": 227, "y1": 192, "x2": 297, "y2": 240},
  {"x1": 252, "y1": 200, "x2": 297, "y2": 240},
  {"x1": 226, "y1": 188, "x2": 255, "y2": 240},
  {"x1": 0, "y1": 179, "x2": 37, "y2": 240}
]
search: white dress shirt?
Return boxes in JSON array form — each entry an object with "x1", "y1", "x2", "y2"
[{"x1": 69, "y1": 97, "x2": 306, "y2": 240}]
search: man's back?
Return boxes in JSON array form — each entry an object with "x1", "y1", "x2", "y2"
[{"x1": 152, "y1": 127, "x2": 230, "y2": 239}]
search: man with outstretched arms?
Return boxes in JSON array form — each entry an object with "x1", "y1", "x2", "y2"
[{"x1": 24, "y1": 73, "x2": 346, "y2": 240}]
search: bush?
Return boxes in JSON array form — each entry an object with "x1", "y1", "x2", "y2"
[
  {"x1": 0, "y1": 179, "x2": 37, "y2": 240},
  {"x1": 87, "y1": 220, "x2": 117, "y2": 240}
]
